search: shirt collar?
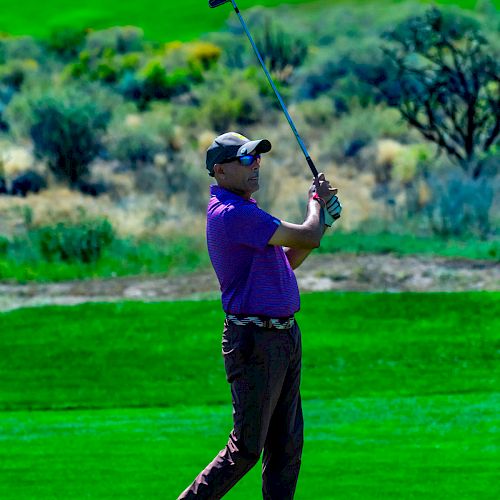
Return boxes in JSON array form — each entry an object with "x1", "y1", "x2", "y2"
[{"x1": 210, "y1": 185, "x2": 257, "y2": 204}]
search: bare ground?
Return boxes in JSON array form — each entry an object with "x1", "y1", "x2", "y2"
[{"x1": 0, "y1": 254, "x2": 498, "y2": 312}]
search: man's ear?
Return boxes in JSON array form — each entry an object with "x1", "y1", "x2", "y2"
[{"x1": 213, "y1": 163, "x2": 225, "y2": 178}]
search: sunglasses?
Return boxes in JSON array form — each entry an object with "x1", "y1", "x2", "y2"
[{"x1": 221, "y1": 154, "x2": 261, "y2": 167}]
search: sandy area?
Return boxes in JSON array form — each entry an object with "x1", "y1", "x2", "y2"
[{"x1": 0, "y1": 254, "x2": 498, "y2": 312}]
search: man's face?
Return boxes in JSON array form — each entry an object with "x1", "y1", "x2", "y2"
[{"x1": 214, "y1": 151, "x2": 261, "y2": 199}]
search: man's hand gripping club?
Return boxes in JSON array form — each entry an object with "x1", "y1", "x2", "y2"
[{"x1": 309, "y1": 173, "x2": 342, "y2": 227}]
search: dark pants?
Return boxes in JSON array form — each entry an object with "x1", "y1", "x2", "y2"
[{"x1": 178, "y1": 320, "x2": 303, "y2": 499}]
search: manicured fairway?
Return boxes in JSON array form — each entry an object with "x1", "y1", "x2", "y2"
[
  {"x1": 0, "y1": 0, "x2": 497, "y2": 41},
  {"x1": 0, "y1": 292, "x2": 499, "y2": 498}
]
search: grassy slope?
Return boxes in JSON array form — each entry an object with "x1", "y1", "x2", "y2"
[
  {"x1": 1, "y1": 231, "x2": 497, "y2": 283},
  {"x1": 0, "y1": 0, "x2": 497, "y2": 41},
  {"x1": 0, "y1": 293, "x2": 498, "y2": 498}
]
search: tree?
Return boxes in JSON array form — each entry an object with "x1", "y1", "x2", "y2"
[
  {"x1": 30, "y1": 89, "x2": 110, "y2": 186},
  {"x1": 380, "y1": 8, "x2": 499, "y2": 179}
]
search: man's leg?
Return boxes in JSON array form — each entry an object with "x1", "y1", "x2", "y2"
[
  {"x1": 178, "y1": 323, "x2": 293, "y2": 499},
  {"x1": 262, "y1": 323, "x2": 303, "y2": 499}
]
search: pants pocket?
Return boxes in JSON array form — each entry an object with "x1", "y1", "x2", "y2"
[{"x1": 222, "y1": 322, "x2": 254, "y2": 383}]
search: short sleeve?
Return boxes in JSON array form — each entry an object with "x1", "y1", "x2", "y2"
[{"x1": 224, "y1": 203, "x2": 281, "y2": 250}]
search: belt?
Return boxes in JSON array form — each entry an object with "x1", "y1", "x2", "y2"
[{"x1": 226, "y1": 314, "x2": 295, "y2": 330}]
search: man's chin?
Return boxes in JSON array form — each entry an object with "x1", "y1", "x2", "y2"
[{"x1": 248, "y1": 179, "x2": 259, "y2": 192}]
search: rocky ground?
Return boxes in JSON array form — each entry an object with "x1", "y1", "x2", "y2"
[{"x1": 0, "y1": 254, "x2": 498, "y2": 312}]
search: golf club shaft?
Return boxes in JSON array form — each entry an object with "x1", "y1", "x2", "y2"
[{"x1": 229, "y1": 0, "x2": 319, "y2": 178}]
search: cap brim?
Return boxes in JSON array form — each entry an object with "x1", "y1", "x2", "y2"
[{"x1": 237, "y1": 139, "x2": 272, "y2": 156}]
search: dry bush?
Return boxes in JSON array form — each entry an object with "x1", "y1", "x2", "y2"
[
  {"x1": 197, "y1": 130, "x2": 218, "y2": 154},
  {"x1": 0, "y1": 144, "x2": 35, "y2": 177},
  {"x1": 376, "y1": 139, "x2": 405, "y2": 166}
]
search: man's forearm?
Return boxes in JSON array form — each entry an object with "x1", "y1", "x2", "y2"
[
  {"x1": 284, "y1": 201, "x2": 327, "y2": 269},
  {"x1": 303, "y1": 198, "x2": 324, "y2": 244}
]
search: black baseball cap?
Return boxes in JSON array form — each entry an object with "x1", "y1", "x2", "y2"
[{"x1": 206, "y1": 132, "x2": 272, "y2": 177}]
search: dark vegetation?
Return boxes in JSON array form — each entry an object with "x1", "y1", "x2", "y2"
[{"x1": 380, "y1": 8, "x2": 499, "y2": 179}]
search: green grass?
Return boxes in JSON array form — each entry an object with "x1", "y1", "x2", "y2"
[
  {"x1": 0, "y1": 0, "x2": 497, "y2": 42},
  {"x1": 0, "y1": 0, "x2": 338, "y2": 41},
  {"x1": 0, "y1": 293, "x2": 498, "y2": 498},
  {"x1": 0, "y1": 230, "x2": 497, "y2": 283},
  {"x1": 318, "y1": 231, "x2": 500, "y2": 260},
  {"x1": 0, "y1": 235, "x2": 210, "y2": 283}
]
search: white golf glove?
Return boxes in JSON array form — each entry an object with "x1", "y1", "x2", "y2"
[{"x1": 324, "y1": 195, "x2": 342, "y2": 227}]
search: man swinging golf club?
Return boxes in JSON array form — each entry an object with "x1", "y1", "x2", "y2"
[{"x1": 177, "y1": 131, "x2": 342, "y2": 499}]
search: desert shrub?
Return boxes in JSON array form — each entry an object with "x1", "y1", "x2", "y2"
[
  {"x1": 106, "y1": 105, "x2": 176, "y2": 170},
  {"x1": 116, "y1": 71, "x2": 143, "y2": 101},
  {"x1": 293, "y1": 47, "x2": 348, "y2": 101},
  {"x1": 293, "y1": 38, "x2": 393, "y2": 110},
  {"x1": 67, "y1": 49, "x2": 144, "y2": 85},
  {"x1": 109, "y1": 126, "x2": 164, "y2": 170},
  {"x1": 373, "y1": 141, "x2": 435, "y2": 187},
  {"x1": 3, "y1": 83, "x2": 48, "y2": 139},
  {"x1": 85, "y1": 26, "x2": 145, "y2": 56},
  {"x1": 321, "y1": 106, "x2": 409, "y2": 162},
  {"x1": 425, "y1": 169, "x2": 495, "y2": 238},
  {"x1": 118, "y1": 60, "x2": 199, "y2": 108},
  {"x1": 0, "y1": 35, "x2": 43, "y2": 62},
  {"x1": 141, "y1": 104, "x2": 178, "y2": 148},
  {"x1": 163, "y1": 41, "x2": 221, "y2": 71},
  {"x1": 94, "y1": 59, "x2": 120, "y2": 83},
  {"x1": 65, "y1": 27, "x2": 146, "y2": 86},
  {"x1": 28, "y1": 86, "x2": 111, "y2": 186},
  {"x1": 0, "y1": 85, "x2": 14, "y2": 131},
  {"x1": 205, "y1": 32, "x2": 247, "y2": 69},
  {"x1": 295, "y1": 96, "x2": 335, "y2": 127},
  {"x1": 11, "y1": 170, "x2": 47, "y2": 197},
  {"x1": 119, "y1": 52, "x2": 142, "y2": 72},
  {"x1": 29, "y1": 219, "x2": 115, "y2": 263},
  {"x1": 162, "y1": 148, "x2": 211, "y2": 206},
  {"x1": 68, "y1": 49, "x2": 114, "y2": 81},
  {"x1": 0, "y1": 59, "x2": 39, "y2": 90},
  {"x1": 392, "y1": 144, "x2": 434, "y2": 185},
  {"x1": 224, "y1": 5, "x2": 310, "y2": 65},
  {"x1": 47, "y1": 27, "x2": 87, "y2": 60},
  {"x1": 186, "y1": 42, "x2": 222, "y2": 70},
  {"x1": 195, "y1": 69, "x2": 265, "y2": 130},
  {"x1": 252, "y1": 18, "x2": 308, "y2": 76}
]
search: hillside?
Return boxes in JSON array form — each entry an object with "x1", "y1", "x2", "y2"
[
  {"x1": 0, "y1": 0, "x2": 498, "y2": 41},
  {"x1": 0, "y1": 0, "x2": 498, "y2": 283}
]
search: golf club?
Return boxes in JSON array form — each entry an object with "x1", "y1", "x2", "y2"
[{"x1": 209, "y1": 0, "x2": 320, "y2": 179}]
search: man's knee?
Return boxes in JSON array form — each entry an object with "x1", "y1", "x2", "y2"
[
  {"x1": 230, "y1": 439, "x2": 261, "y2": 467},
  {"x1": 239, "y1": 446, "x2": 261, "y2": 467},
  {"x1": 228, "y1": 430, "x2": 263, "y2": 466}
]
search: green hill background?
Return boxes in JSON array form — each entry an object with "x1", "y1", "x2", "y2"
[{"x1": 0, "y1": 0, "x2": 498, "y2": 41}]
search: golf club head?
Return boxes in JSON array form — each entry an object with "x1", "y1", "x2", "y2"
[{"x1": 209, "y1": 0, "x2": 230, "y2": 7}]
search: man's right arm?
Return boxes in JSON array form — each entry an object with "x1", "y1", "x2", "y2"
[
  {"x1": 268, "y1": 173, "x2": 336, "y2": 250},
  {"x1": 268, "y1": 197, "x2": 324, "y2": 249}
]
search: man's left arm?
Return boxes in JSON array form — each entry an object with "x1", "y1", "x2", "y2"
[{"x1": 283, "y1": 238, "x2": 325, "y2": 269}]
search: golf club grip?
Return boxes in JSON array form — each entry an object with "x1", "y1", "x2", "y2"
[{"x1": 306, "y1": 157, "x2": 319, "y2": 178}]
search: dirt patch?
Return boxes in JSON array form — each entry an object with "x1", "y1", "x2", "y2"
[{"x1": 0, "y1": 254, "x2": 498, "y2": 312}]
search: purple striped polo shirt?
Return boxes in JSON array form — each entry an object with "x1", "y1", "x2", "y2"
[{"x1": 206, "y1": 185, "x2": 300, "y2": 317}]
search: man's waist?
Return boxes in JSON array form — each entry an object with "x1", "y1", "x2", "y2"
[{"x1": 226, "y1": 313, "x2": 295, "y2": 330}]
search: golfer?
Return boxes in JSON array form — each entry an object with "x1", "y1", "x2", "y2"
[{"x1": 178, "y1": 132, "x2": 342, "y2": 499}]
